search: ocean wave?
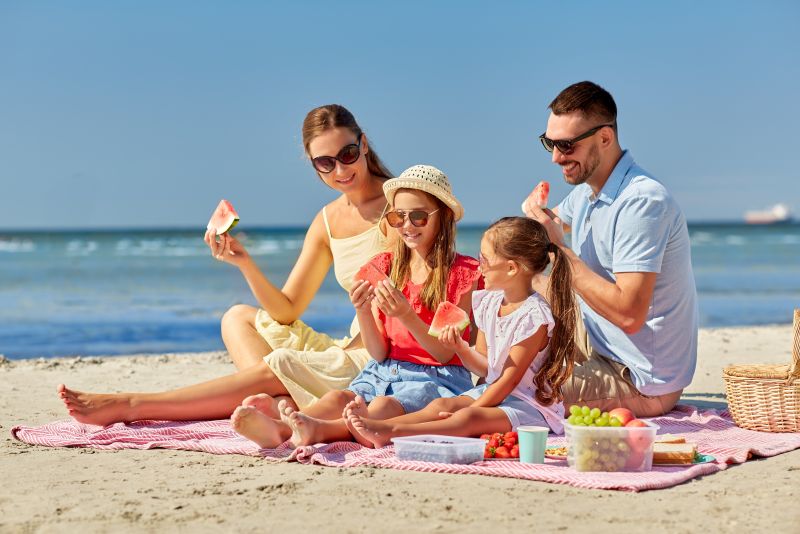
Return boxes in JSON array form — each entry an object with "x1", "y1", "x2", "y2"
[
  {"x1": 0, "y1": 239, "x2": 36, "y2": 253},
  {"x1": 66, "y1": 240, "x2": 99, "y2": 256}
]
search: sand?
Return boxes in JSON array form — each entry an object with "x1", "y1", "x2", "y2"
[{"x1": 2, "y1": 325, "x2": 799, "y2": 533}]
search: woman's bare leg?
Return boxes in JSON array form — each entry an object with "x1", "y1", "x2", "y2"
[
  {"x1": 221, "y1": 304, "x2": 274, "y2": 370},
  {"x1": 57, "y1": 360, "x2": 291, "y2": 426},
  {"x1": 349, "y1": 406, "x2": 512, "y2": 448}
]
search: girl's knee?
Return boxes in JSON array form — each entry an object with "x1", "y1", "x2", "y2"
[{"x1": 321, "y1": 389, "x2": 355, "y2": 406}]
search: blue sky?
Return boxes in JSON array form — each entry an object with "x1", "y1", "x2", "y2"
[{"x1": 1, "y1": 1, "x2": 798, "y2": 230}]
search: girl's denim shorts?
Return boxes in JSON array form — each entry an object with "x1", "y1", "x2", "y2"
[
  {"x1": 347, "y1": 358, "x2": 473, "y2": 413},
  {"x1": 461, "y1": 383, "x2": 547, "y2": 430}
]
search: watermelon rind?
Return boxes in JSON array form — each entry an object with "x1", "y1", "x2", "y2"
[
  {"x1": 427, "y1": 302, "x2": 470, "y2": 338},
  {"x1": 207, "y1": 200, "x2": 240, "y2": 235}
]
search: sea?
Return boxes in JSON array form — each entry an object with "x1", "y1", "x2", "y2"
[{"x1": 1, "y1": 223, "x2": 798, "y2": 360}]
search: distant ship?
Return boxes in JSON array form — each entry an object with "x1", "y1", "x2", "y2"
[{"x1": 744, "y1": 203, "x2": 794, "y2": 225}]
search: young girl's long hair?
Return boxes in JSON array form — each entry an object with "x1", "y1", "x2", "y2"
[
  {"x1": 302, "y1": 104, "x2": 393, "y2": 181},
  {"x1": 389, "y1": 192, "x2": 456, "y2": 312},
  {"x1": 485, "y1": 216, "x2": 576, "y2": 406}
]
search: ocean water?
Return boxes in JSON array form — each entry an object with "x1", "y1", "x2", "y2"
[{"x1": 1, "y1": 223, "x2": 798, "y2": 359}]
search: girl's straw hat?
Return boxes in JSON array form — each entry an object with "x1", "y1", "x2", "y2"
[{"x1": 382, "y1": 165, "x2": 464, "y2": 221}]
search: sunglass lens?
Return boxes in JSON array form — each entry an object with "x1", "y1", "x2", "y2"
[
  {"x1": 409, "y1": 211, "x2": 429, "y2": 227},
  {"x1": 385, "y1": 211, "x2": 404, "y2": 227},
  {"x1": 338, "y1": 145, "x2": 360, "y2": 165},
  {"x1": 554, "y1": 141, "x2": 573, "y2": 155},
  {"x1": 540, "y1": 136, "x2": 554, "y2": 153},
  {"x1": 313, "y1": 157, "x2": 335, "y2": 173}
]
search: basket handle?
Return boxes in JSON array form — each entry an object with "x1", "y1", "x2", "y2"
[{"x1": 790, "y1": 308, "x2": 800, "y2": 382}]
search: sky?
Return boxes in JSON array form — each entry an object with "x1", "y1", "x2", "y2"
[{"x1": 1, "y1": 0, "x2": 798, "y2": 230}]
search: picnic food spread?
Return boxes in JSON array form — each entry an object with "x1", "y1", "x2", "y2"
[
  {"x1": 481, "y1": 432, "x2": 520, "y2": 459},
  {"x1": 652, "y1": 443, "x2": 697, "y2": 465}
]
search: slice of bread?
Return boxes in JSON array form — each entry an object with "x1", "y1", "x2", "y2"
[
  {"x1": 653, "y1": 443, "x2": 696, "y2": 464},
  {"x1": 655, "y1": 434, "x2": 686, "y2": 444}
]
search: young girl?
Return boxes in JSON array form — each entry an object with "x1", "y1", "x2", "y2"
[
  {"x1": 345, "y1": 216, "x2": 577, "y2": 447},
  {"x1": 231, "y1": 165, "x2": 483, "y2": 447}
]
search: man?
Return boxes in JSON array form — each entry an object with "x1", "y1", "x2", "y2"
[{"x1": 526, "y1": 81, "x2": 698, "y2": 416}]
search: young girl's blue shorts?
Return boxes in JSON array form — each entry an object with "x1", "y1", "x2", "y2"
[
  {"x1": 461, "y1": 383, "x2": 548, "y2": 430},
  {"x1": 347, "y1": 359, "x2": 473, "y2": 413}
]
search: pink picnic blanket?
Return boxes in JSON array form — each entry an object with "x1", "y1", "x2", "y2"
[{"x1": 12, "y1": 405, "x2": 800, "y2": 492}]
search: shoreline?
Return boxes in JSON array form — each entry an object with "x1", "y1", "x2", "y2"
[
  {"x1": 2, "y1": 321, "x2": 796, "y2": 364},
  {"x1": 2, "y1": 324, "x2": 798, "y2": 532}
]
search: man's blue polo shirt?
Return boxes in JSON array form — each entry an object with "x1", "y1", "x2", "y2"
[{"x1": 557, "y1": 150, "x2": 699, "y2": 395}]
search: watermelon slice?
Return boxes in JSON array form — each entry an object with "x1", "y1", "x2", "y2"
[
  {"x1": 354, "y1": 262, "x2": 393, "y2": 289},
  {"x1": 427, "y1": 301, "x2": 470, "y2": 338},
  {"x1": 521, "y1": 180, "x2": 550, "y2": 213},
  {"x1": 207, "y1": 199, "x2": 239, "y2": 235}
]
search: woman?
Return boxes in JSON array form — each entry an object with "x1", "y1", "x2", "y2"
[{"x1": 58, "y1": 105, "x2": 395, "y2": 425}]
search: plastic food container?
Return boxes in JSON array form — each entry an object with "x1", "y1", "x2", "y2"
[
  {"x1": 565, "y1": 422, "x2": 659, "y2": 472},
  {"x1": 391, "y1": 435, "x2": 485, "y2": 464}
]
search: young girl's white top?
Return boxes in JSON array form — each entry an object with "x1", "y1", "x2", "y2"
[{"x1": 473, "y1": 289, "x2": 565, "y2": 433}]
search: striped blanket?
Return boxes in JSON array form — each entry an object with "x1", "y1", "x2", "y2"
[{"x1": 12, "y1": 405, "x2": 800, "y2": 492}]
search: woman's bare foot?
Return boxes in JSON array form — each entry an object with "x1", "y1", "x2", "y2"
[
  {"x1": 277, "y1": 399, "x2": 295, "y2": 425},
  {"x1": 57, "y1": 384, "x2": 133, "y2": 427},
  {"x1": 284, "y1": 406, "x2": 324, "y2": 446},
  {"x1": 342, "y1": 395, "x2": 373, "y2": 448},
  {"x1": 242, "y1": 394, "x2": 298, "y2": 420},
  {"x1": 230, "y1": 406, "x2": 284, "y2": 448},
  {"x1": 346, "y1": 414, "x2": 395, "y2": 448},
  {"x1": 241, "y1": 394, "x2": 278, "y2": 418}
]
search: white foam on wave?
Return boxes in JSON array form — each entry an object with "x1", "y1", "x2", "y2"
[
  {"x1": 0, "y1": 239, "x2": 36, "y2": 253},
  {"x1": 66, "y1": 240, "x2": 99, "y2": 256},
  {"x1": 724, "y1": 235, "x2": 746, "y2": 246}
]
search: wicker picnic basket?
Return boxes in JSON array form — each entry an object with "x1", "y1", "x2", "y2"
[{"x1": 722, "y1": 309, "x2": 800, "y2": 433}]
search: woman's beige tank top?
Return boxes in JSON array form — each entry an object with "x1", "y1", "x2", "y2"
[{"x1": 323, "y1": 203, "x2": 389, "y2": 293}]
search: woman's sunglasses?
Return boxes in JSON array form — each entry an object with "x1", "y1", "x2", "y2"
[
  {"x1": 385, "y1": 209, "x2": 440, "y2": 228},
  {"x1": 311, "y1": 134, "x2": 363, "y2": 173},
  {"x1": 539, "y1": 123, "x2": 615, "y2": 155}
]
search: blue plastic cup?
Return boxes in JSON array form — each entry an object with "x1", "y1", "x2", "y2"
[{"x1": 517, "y1": 425, "x2": 549, "y2": 464}]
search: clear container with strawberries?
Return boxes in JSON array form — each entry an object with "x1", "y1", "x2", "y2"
[{"x1": 564, "y1": 405, "x2": 659, "y2": 472}]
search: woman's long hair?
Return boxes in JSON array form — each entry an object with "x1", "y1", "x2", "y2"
[
  {"x1": 301, "y1": 104, "x2": 392, "y2": 181},
  {"x1": 389, "y1": 193, "x2": 456, "y2": 311},
  {"x1": 485, "y1": 216, "x2": 576, "y2": 406}
]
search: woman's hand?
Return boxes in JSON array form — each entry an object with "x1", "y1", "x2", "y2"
[
  {"x1": 374, "y1": 280, "x2": 413, "y2": 319},
  {"x1": 349, "y1": 280, "x2": 374, "y2": 311},
  {"x1": 204, "y1": 229, "x2": 251, "y2": 268},
  {"x1": 438, "y1": 325, "x2": 469, "y2": 353}
]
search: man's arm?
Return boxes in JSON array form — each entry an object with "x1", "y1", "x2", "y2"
[
  {"x1": 527, "y1": 204, "x2": 656, "y2": 334},
  {"x1": 561, "y1": 248, "x2": 656, "y2": 334}
]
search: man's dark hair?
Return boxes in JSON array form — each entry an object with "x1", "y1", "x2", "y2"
[{"x1": 549, "y1": 81, "x2": 617, "y2": 125}]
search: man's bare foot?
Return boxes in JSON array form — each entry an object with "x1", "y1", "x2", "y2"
[
  {"x1": 342, "y1": 395, "x2": 373, "y2": 448},
  {"x1": 57, "y1": 384, "x2": 132, "y2": 427},
  {"x1": 230, "y1": 406, "x2": 284, "y2": 448},
  {"x1": 346, "y1": 414, "x2": 395, "y2": 448},
  {"x1": 284, "y1": 406, "x2": 324, "y2": 446}
]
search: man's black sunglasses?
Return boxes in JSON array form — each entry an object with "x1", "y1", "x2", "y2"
[
  {"x1": 311, "y1": 134, "x2": 363, "y2": 173},
  {"x1": 539, "y1": 123, "x2": 615, "y2": 155}
]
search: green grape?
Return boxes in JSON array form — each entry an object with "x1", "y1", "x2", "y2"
[
  {"x1": 569, "y1": 405, "x2": 582, "y2": 417},
  {"x1": 589, "y1": 407, "x2": 601, "y2": 419},
  {"x1": 596, "y1": 417, "x2": 610, "y2": 427},
  {"x1": 567, "y1": 414, "x2": 580, "y2": 425},
  {"x1": 609, "y1": 417, "x2": 622, "y2": 427},
  {"x1": 573, "y1": 417, "x2": 586, "y2": 426},
  {"x1": 581, "y1": 406, "x2": 591, "y2": 416},
  {"x1": 583, "y1": 415, "x2": 595, "y2": 426},
  {"x1": 601, "y1": 412, "x2": 610, "y2": 419}
]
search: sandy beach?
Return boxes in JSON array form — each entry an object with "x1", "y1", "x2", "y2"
[{"x1": 2, "y1": 324, "x2": 798, "y2": 533}]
